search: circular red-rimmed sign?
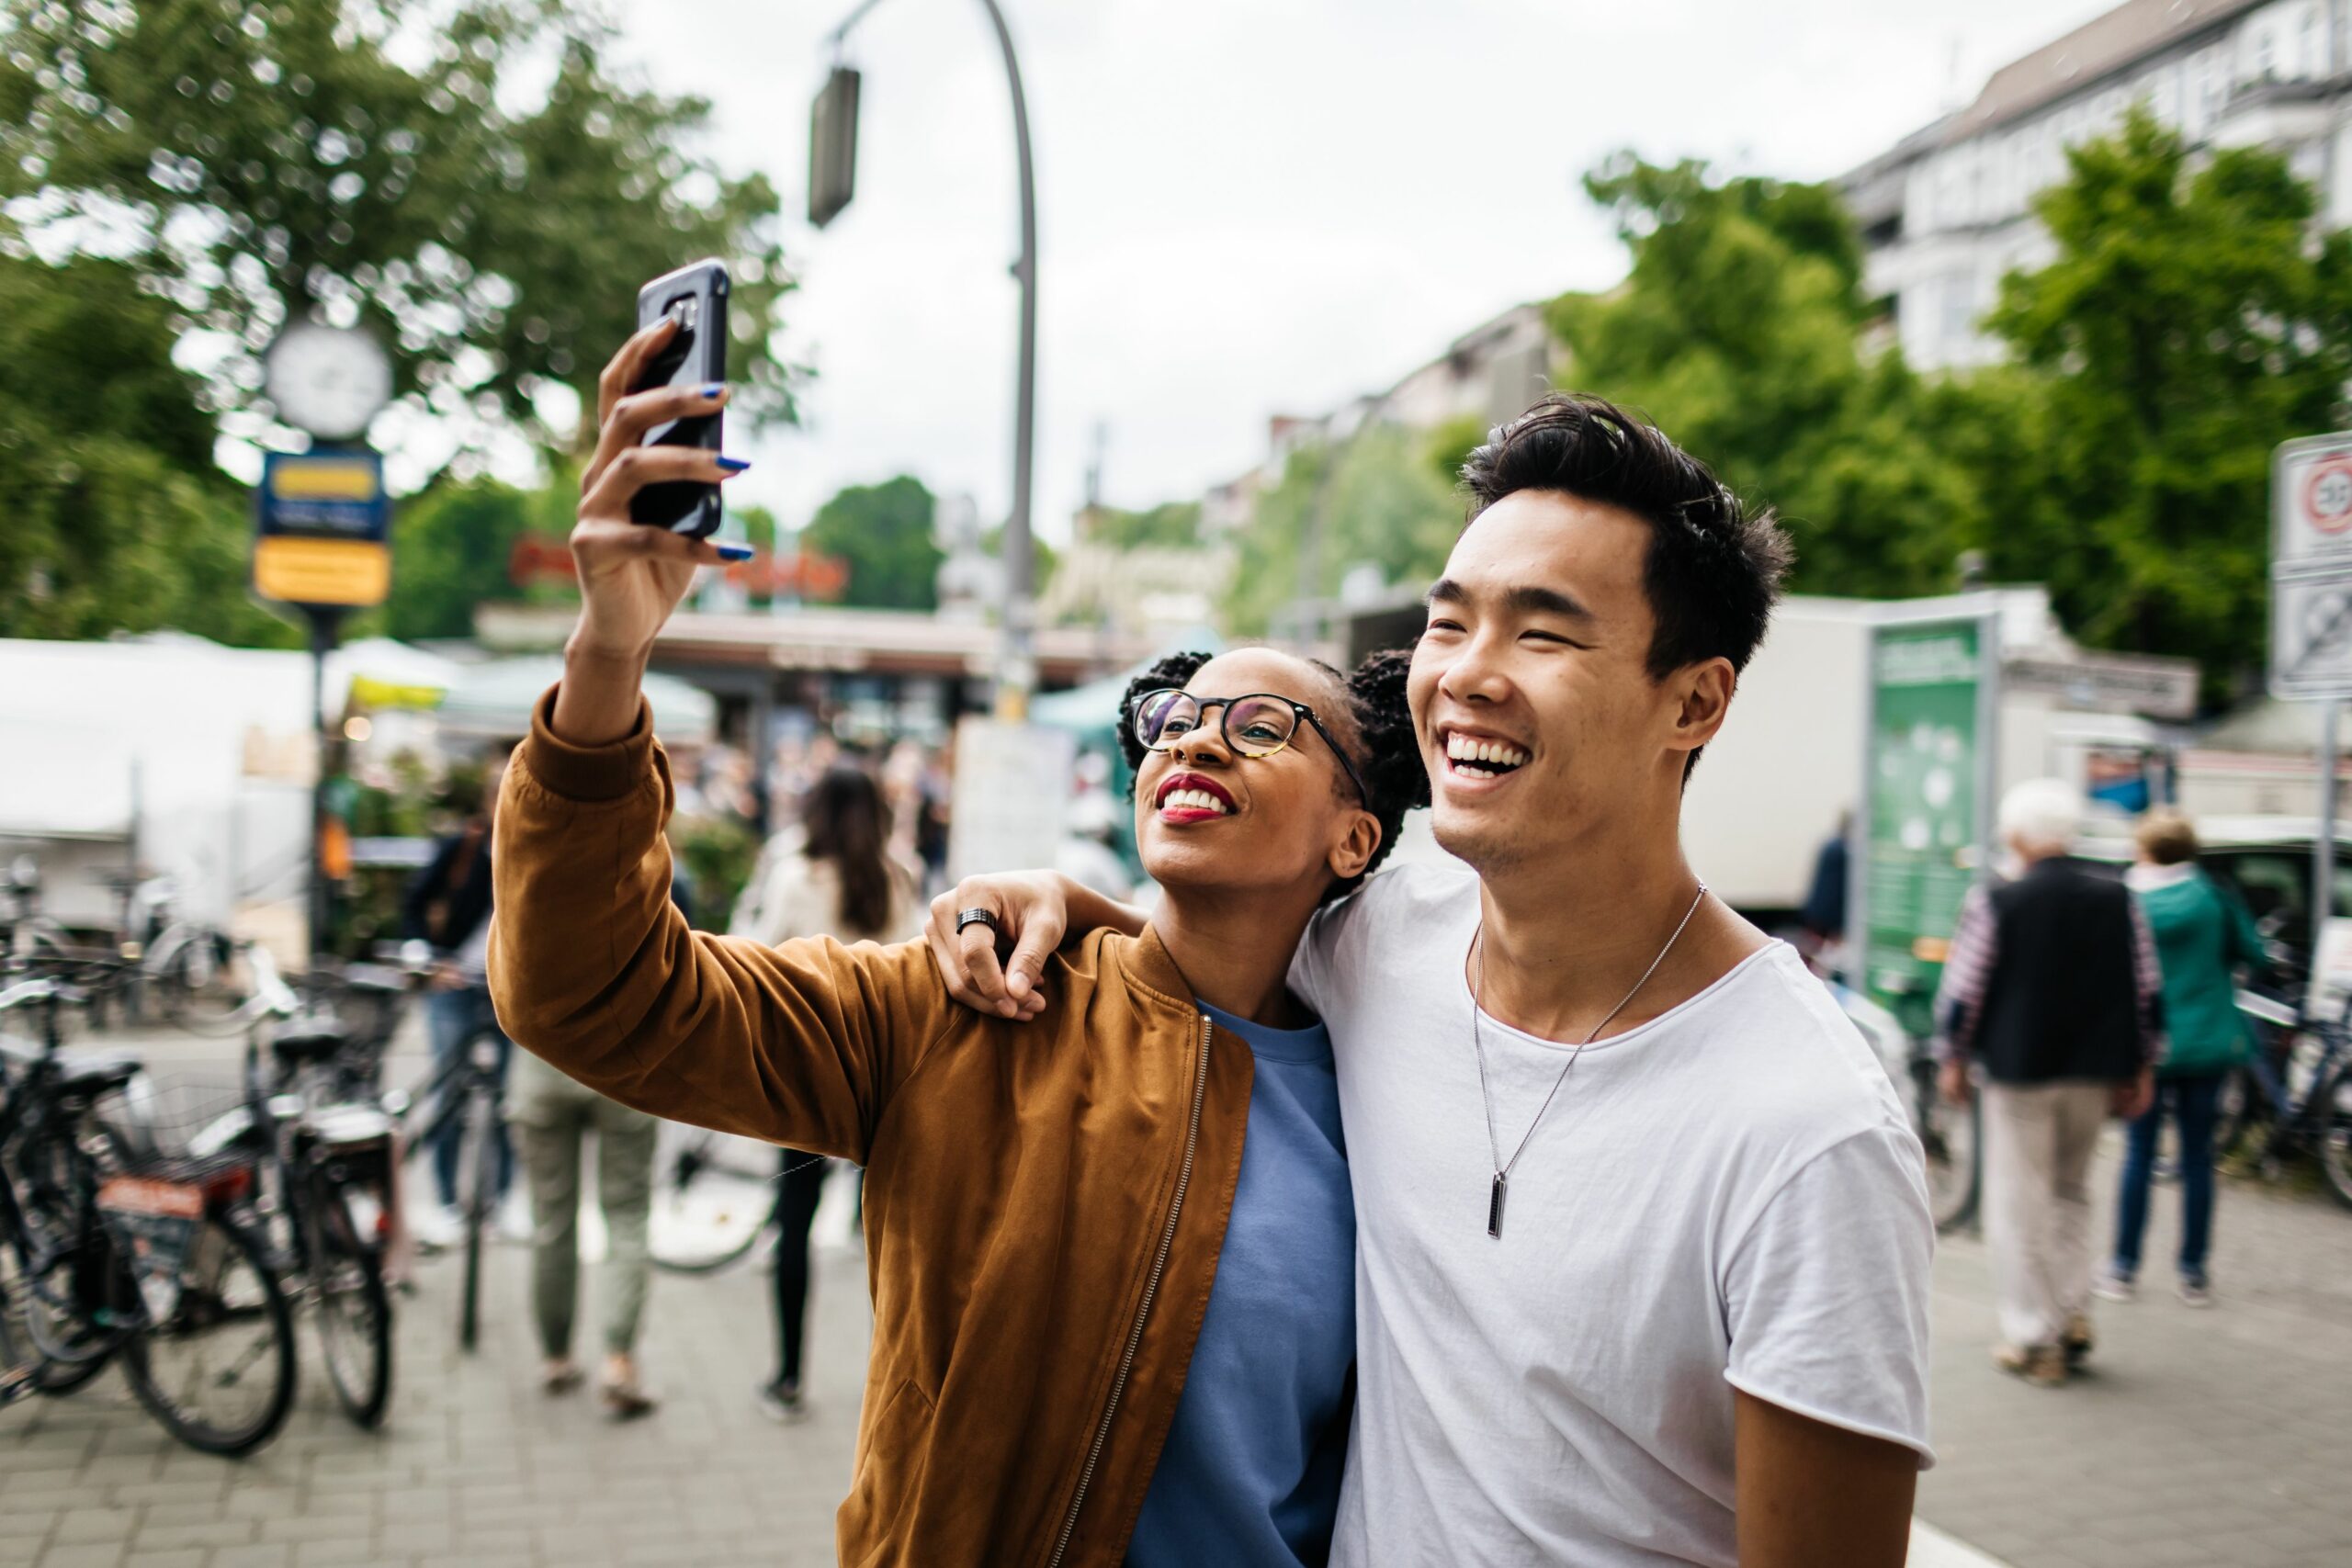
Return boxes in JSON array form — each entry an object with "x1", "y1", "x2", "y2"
[{"x1": 2304, "y1": 456, "x2": 2352, "y2": 536}]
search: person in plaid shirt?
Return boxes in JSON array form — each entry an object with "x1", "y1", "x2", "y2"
[{"x1": 1934, "y1": 778, "x2": 2163, "y2": 1388}]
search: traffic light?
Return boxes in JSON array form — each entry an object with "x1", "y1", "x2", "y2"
[{"x1": 809, "y1": 67, "x2": 862, "y2": 229}]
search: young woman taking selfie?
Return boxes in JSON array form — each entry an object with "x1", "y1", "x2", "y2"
[{"x1": 487, "y1": 317, "x2": 1424, "y2": 1568}]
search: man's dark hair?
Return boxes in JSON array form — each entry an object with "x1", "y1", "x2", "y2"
[
  {"x1": 1118, "y1": 648, "x2": 1428, "y2": 904},
  {"x1": 1462, "y1": 390, "x2": 1790, "y2": 696}
]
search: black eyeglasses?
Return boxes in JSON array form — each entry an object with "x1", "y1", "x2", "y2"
[{"x1": 1132, "y1": 690, "x2": 1368, "y2": 807}]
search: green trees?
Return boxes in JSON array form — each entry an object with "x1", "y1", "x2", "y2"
[
  {"x1": 1221, "y1": 424, "x2": 1464, "y2": 636},
  {"x1": 1553, "y1": 155, "x2": 1973, "y2": 602},
  {"x1": 803, "y1": 476, "x2": 944, "y2": 612},
  {"x1": 1, "y1": 0, "x2": 795, "y2": 470},
  {"x1": 0, "y1": 254, "x2": 293, "y2": 645},
  {"x1": 1546, "y1": 119, "x2": 2352, "y2": 698},
  {"x1": 1979, "y1": 108, "x2": 2352, "y2": 693},
  {"x1": 1, "y1": 0, "x2": 802, "y2": 647},
  {"x1": 1083, "y1": 502, "x2": 1203, "y2": 550},
  {"x1": 378, "y1": 474, "x2": 579, "y2": 640}
]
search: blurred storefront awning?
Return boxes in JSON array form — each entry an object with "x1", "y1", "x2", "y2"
[
  {"x1": 434, "y1": 657, "x2": 718, "y2": 747},
  {"x1": 332, "y1": 637, "x2": 464, "y2": 712},
  {"x1": 1028, "y1": 626, "x2": 1227, "y2": 743}
]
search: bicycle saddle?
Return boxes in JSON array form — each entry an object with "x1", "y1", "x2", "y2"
[
  {"x1": 333, "y1": 963, "x2": 409, "y2": 996},
  {"x1": 268, "y1": 1018, "x2": 352, "y2": 1063},
  {"x1": 49, "y1": 1050, "x2": 143, "y2": 1098}
]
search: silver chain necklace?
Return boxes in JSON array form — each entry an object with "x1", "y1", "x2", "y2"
[{"x1": 1470, "y1": 882, "x2": 1707, "y2": 1239}]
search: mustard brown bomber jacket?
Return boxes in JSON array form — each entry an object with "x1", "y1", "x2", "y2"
[{"x1": 488, "y1": 692, "x2": 1257, "y2": 1568}]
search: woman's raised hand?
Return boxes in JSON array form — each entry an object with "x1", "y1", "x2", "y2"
[
  {"x1": 552, "y1": 318, "x2": 751, "y2": 745},
  {"x1": 570, "y1": 314, "x2": 752, "y2": 658}
]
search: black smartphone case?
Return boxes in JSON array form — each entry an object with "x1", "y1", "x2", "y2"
[{"x1": 628, "y1": 258, "x2": 730, "y2": 537}]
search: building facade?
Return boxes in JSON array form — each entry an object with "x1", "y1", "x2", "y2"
[
  {"x1": 1846, "y1": 0, "x2": 2352, "y2": 370},
  {"x1": 1198, "y1": 300, "x2": 1556, "y2": 538}
]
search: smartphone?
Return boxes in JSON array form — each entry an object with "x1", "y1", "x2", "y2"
[{"x1": 628, "y1": 258, "x2": 730, "y2": 537}]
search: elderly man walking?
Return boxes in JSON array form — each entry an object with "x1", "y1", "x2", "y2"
[{"x1": 1936, "y1": 780, "x2": 2162, "y2": 1387}]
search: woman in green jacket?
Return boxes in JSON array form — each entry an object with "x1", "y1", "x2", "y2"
[{"x1": 2099, "y1": 809, "x2": 2267, "y2": 1307}]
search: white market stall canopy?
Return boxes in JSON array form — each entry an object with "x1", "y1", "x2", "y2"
[
  {"x1": 433, "y1": 658, "x2": 718, "y2": 747},
  {"x1": 334, "y1": 635, "x2": 465, "y2": 710},
  {"x1": 0, "y1": 635, "x2": 317, "y2": 840}
]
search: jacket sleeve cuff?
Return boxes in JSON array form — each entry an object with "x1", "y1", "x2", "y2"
[{"x1": 519, "y1": 684, "x2": 656, "y2": 803}]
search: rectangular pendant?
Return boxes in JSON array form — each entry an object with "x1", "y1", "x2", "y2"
[{"x1": 1487, "y1": 1173, "x2": 1507, "y2": 1239}]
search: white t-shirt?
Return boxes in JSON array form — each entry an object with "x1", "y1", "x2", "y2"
[{"x1": 1291, "y1": 863, "x2": 1935, "y2": 1568}]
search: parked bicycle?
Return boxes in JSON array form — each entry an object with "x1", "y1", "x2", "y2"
[
  {"x1": 372, "y1": 948, "x2": 509, "y2": 1354},
  {"x1": 174, "y1": 945, "x2": 397, "y2": 1427},
  {"x1": 2225, "y1": 980, "x2": 2352, "y2": 1211},
  {"x1": 3, "y1": 856, "x2": 75, "y2": 963},
  {"x1": 648, "y1": 1122, "x2": 791, "y2": 1275},
  {"x1": 1826, "y1": 977, "x2": 1981, "y2": 1232},
  {"x1": 0, "y1": 960, "x2": 297, "y2": 1455}
]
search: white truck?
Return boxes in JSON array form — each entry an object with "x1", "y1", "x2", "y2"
[{"x1": 1682, "y1": 590, "x2": 2177, "y2": 924}]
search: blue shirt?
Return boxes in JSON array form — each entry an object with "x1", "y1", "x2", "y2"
[{"x1": 1127, "y1": 1000, "x2": 1356, "y2": 1568}]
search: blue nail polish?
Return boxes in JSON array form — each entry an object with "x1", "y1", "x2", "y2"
[
  {"x1": 717, "y1": 544, "x2": 753, "y2": 561},
  {"x1": 716, "y1": 456, "x2": 751, "y2": 473},
  {"x1": 699, "y1": 383, "x2": 725, "y2": 399}
]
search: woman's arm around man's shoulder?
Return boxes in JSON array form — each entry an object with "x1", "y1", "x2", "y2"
[{"x1": 491, "y1": 690, "x2": 955, "y2": 1167}]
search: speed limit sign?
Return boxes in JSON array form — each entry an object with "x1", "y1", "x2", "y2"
[
  {"x1": 2277, "y1": 435, "x2": 2352, "y2": 569},
  {"x1": 2305, "y1": 457, "x2": 2352, "y2": 536},
  {"x1": 2274, "y1": 432, "x2": 2352, "y2": 697}
]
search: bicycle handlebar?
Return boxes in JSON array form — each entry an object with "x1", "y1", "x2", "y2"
[{"x1": 243, "y1": 942, "x2": 300, "y2": 1020}]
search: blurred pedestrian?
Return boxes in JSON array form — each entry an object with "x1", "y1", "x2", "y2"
[
  {"x1": 2096, "y1": 808, "x2": 2266, "y2": 1309},
  {"x1": 1056, "y1": 786, "x2": 1135, "y2": 902},
  {"x1": 1936, "y1": 779, "x2": 2163, "y2": 1387},
  {"x1": 1798, "y1": 809, "x2": 1851, "y2": 976},
  {"x1": 399, "y1": 750, "x2": 520, "y2": 1248},
  {"x1": 508, "y1": 869, "x2": 696, "y2": 1419},
  {"x1": 731, "y1": 764, "x2": 921, "y2": 1424},
  {"x1": 509, "y1": 1052, "x2": 662, "y2": 1418}
]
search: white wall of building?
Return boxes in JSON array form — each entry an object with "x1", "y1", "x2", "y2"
[{"x1": 1860, "y1": 0, "x2": 2352, "y2": 370}]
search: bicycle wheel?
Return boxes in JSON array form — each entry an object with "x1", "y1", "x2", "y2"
[
  {"x1": 309, "y1": 1185, "x2": 392, "y2": 1428},
  {"x1": 454, "y1": 1085, "x2": 495, "y2": 1353},
  {"x1": 0, "y1": 1229, "x2": 111, "y2": 1394},
  {"x1": 2314, "y1": 1060, "x2": 2352, "y2": 1213},
  {"x1": 2213, "y1": 1062, "x2": 2271, "y2": 1163},
  {"x1": 6, "y1": 1140, "x2": 126, "y2": 1380},
  {"x1": 650, "y1": 1123, "x2": 777, "y2": 1275},
  {"x1": 1912, "y1": 1065, "x2": 1980, "y2": 1233},
  {"x1": 153, "y1": 937, "x2": 252, "y2": 1037},
  {"x1": 119, "y1": 1211, "x2": 298, "y2": 1456}
]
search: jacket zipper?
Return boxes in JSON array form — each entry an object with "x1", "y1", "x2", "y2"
[{"x1": 1046, "y1": 1012, "x2": 1213, "y2": 1568}]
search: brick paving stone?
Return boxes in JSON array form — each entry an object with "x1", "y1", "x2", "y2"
[
  {"x1": 1917, "y1": 1129, "x2": 2352, "y2": 1567},
  {"x1": 209, "y1": 1546, "x2": 290, "y2": 1568},
  {"x1": 38, "y1": 1544, "x2": 128, "y2": 1568},
  {"x1": 51, "y1": 1507, "x2": 134, "y2": 1543},
  {"x1": 14, "y1": 1026, "x2": 2351, "y2": 1567}
]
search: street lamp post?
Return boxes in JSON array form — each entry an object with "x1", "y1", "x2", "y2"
[{"x1": 818, "y1": 0, "x2": 1040, "y2": 718}]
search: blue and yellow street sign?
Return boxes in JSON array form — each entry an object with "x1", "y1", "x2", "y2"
[{"x1": 254, "y1": 450, "x2": 392, "y2": 608}]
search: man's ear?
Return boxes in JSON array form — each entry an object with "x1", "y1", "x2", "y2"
[
  {"x1": 1329, "y1": 809, "x2": 1382, "y2": 884},
  {"x1": 1666, "y1": 658, "x2": 1736, "y2": 761}
]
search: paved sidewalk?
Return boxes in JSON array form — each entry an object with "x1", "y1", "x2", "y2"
[
  {"x1": 3, "y1": 1021, "x2": 868, "y2": 1567},
  {"x1": 7, "y1": 1023, "x2": 2349, "y2": 1565},
  {"x1": 3, "y1": 1174, "x2": 871, "y2": 1567},
  {"x1": 1917, "y1": 1134, "x2": 2352, "y2": 1568}
]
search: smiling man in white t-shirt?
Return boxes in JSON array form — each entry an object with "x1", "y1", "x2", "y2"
[{"x1": 930, "y1": 394, "x2": 1935, "y2": 1567}]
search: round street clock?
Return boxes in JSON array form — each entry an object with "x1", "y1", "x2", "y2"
[{"x1": 263, "y1": 321, "x2": 392, "y2": 441}]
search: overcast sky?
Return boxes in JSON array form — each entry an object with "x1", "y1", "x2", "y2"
[{"x1": 605, "y1": 0, "x2": 2117, "y2": 545}]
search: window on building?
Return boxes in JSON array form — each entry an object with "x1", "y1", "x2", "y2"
[{"x1": 1940, "y1": 275, "x2": 1977, "y2": 344}]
